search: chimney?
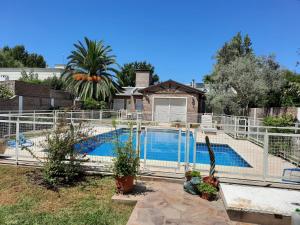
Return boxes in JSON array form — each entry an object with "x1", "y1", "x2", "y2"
[
  {"x1": 135, "y1": 69, "x2": 151, "y2": 87},
  {"x1": 192, "y1": 79, "x2": 195, "y2": 88}
]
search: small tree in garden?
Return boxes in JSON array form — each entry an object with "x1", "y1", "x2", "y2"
[{"x1": 25, "y1": 117, "x2": 90, "y2": 186}]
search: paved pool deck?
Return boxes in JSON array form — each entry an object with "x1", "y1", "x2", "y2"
[{"x1": 113, "y1": 180, "x2": 256, "y2": 225}]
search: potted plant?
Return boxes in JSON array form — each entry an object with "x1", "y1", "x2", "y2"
[
  {"x1": 185, "y1": 170, "x2": 201, "y2": 181},
  {"x1": 203, "y1": 176, "x2": 219, "y2": 189},
  {"x1": 203, "y1": 136, "x2": 219, "y2": 189},
  {"x1": 197, "y1": 183, "x2": 217, "y2": 201},
  {"x1": 0, "y1": 138, "x2": 6, "y2": 155},
  {"x1": 112, "y1": 122, "x2": 139, "y2": 194}
]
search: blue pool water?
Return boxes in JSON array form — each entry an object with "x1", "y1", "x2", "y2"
[{"x1": 76, "y1": 128, "x2": 251, "y2": 167}]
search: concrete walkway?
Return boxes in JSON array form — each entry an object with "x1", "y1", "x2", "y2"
[{"x1": 114, "y1": 181, "x2": 254, "y2": 225}]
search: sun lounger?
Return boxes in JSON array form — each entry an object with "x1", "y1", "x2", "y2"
[
  {"x1": 7, "y1": 133, "x2": 33, "y2": 148},
  {"x1": 200, "y1": 115, "x2": 217, "y2": 134}
]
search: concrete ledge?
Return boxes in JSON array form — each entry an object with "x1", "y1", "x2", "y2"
[
  {"x1": 220, "y1": 183, "x2": 300, "y2": 225},
  {"x1": 227, "y1": 209, "x2": 290, "y2": 225}
]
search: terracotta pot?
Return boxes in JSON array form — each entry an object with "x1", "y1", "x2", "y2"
[
  {"x1": 115, "y1": 176, "x2": 134, "y2": 194},
  {"x1": 203, "y1": 176, "x2": 219, "y2": 189},
  {"x1": 185, "y1": 171, "x2": 192, "y2": 181},
  {"x1": 185, "y1": 175, "x2": 192, "y2": 181},
  {"x1": 200, "y1": 192, "x2": 215, "y2": 201}
]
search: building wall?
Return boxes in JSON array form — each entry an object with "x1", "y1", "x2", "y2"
[
  {"x1": 249, "y1": 107, "x2": 300, "y2": 121},
  {"x1": 0, "y1": 80, "x2": 74, "y2": 111},
  {"x1": 142, "y1": 92, "x2": 201, "y2": 122},
  {"x1": 0, "y1": 68, "x2": 64, "y2": 81},
  {"x1": 113, "y1": 96, "x2": 143, "y2": 111},
  {"x1": 135, "y1": 71, "x2": 151, "y2": 87}
]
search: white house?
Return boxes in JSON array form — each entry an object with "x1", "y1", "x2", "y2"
[{"x1": 0, "y1": 64, "x2": 65, "y2": 81}]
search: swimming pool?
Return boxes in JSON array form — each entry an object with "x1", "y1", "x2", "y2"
[{"x1": 77, "y1": 128, "x2": 251, "y2": 167}]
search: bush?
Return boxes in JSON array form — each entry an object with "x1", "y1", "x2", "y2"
[
  {"x1": 24, "y1": 118, "x2": 89, "y2": 186},
  {"x1": 42, "y1": 75, "x2": 65, "y2": 90},
  {"x1": 263, "y1": 115, "x2": 295, "y2": 156},
  {"x1": 263, "y1": 114, "x2": 295, "y2": 132},
  {"x1": 82, "y1": 98, "x2": 108, "y2": 110},
  {"x1": 43, "y1": 121, "x2": 89, "y2": 185},
  {"x1": 0, "y1": 85, "x2": 13, "y2": 99}
]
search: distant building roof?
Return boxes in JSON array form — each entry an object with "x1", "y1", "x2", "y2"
[
  {"x1": 115, "y1": 87, "x2": 143, "y2": 96},
  {"x1": 139, "y1": 79, "x2": 205, "y2": 94},
  {"x1": 0, "y1": 67, "x2": 64, "y2": 73}
]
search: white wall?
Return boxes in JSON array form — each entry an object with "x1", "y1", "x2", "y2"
[{"x1": 0, "y1": 68, "x2": 64, "y2": 80}]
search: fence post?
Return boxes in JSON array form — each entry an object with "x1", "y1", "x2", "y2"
[
  {"x1": 15, "y1": 118, "x2": 20, "y2": 165},
  {"x1": 136, "y1": 122, "x2": 141, "y2": 156},
  {"x1": 100, "y1": 110, "x2": 102, "y2": 121},
  {"x1": 143, "y1": 127, "x2": 147, "y2": 170},
  {"x1": 8, "y1": 111, "x2": 11, "y2": 137},
  {"x1": 234, "y1": 117, "x2": 237, "y2": 138},
  {"x1": 186, "y1": 124, "x2": 190, "y2": 168},
  {"x1": 263, "y1": 130, "x2": 269, "y2": 181},
  {"x1": 177, "y1": 128, "x2": 181, "y2": 169},
  {"x1": 193, "y1": 128, "x2": 197, "y2": 169},
  {"x1": 54, "y1": 110, "x2": 57, "y2": 129},
  {"x1": 33, "y1": 110, "x2": 36, "y2": 131},
  {"x1": 247, "y1": 118, "x2": 250, "y2": 139}
]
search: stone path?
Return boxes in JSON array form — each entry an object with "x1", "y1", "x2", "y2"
[{"x1": 116, "y1": 181, "x2": 255, "y2": 225}]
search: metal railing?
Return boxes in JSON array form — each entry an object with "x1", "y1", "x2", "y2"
[{"x1": 0, "y1": 110, "x2": 299, "y2": 183}]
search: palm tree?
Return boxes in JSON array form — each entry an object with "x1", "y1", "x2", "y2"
[{"x1": 62, "y1": 37, "x2": 121, "y2": 101}]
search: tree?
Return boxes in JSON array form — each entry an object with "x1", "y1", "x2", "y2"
[
  {"x1": 62, "y1": 37, "x2": 121, "y2": 101},
  {"x1": 117, "y1": 61, "x2": 159, "y2": 87},
  {"x1": 203, "y1": 33, "x2": 292, "y2": 114},
  {"x1": 281, "y1": 69, "x2": 300, "y2": 106},
  {"x1": 215, "y1": 32, "x2": 253, "y2": 66},
  {"x1": 0, "y1": 45, "x2": 46, "y2": 68},
  {"x1": 0, "y1": 50, "x2": 23, "y2": 67},
  {"x1": 206, "y1": 55, "x2": 285, "y2": 115}
]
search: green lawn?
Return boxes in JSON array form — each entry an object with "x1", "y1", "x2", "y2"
[{"x1": 0, "y1": 165, "x2": 133, "y2": 225}]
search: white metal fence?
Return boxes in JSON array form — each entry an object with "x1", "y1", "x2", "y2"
[{"x1": 0, "y1": 110, "x2": 299, "y2": 183}]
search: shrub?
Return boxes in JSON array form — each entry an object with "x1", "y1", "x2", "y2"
[
  {"x1": 263, "y1": 115, "x2": 295, "y2": 156},
  {"x1": 82, "y1": 98, "x2": 108, "y2": 110},
  {"x1": 197, "y1": 183, "x2": 217, "y2": 195},
  {"x1": 263, "y1": 114, "x2": 295, "y2": 133},
  {"x1": 24, "y1": 118, "x2": 89, "y2": 186},
  {"x1": 0, "y1": 85, "x2": 13, "y2": 99},
  {"x1": 112, "y1": 122, "x2": 139, "y2": 178}
]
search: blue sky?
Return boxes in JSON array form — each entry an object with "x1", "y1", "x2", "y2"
[{"x1": 0, "y1": 0, "x2": 299, "y2": 83}]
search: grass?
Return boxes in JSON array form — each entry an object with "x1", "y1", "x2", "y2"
[{"x1": 0, "y1": 165, "x2": 133, "y2": 225}]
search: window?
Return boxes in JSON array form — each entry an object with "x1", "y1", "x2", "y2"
[
  {"x1": 113, "y1": 99, "x2": 125, "y2": 110},
  {"x1": 135, "y1": 99, "x2": 143, "y2": 111}
]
